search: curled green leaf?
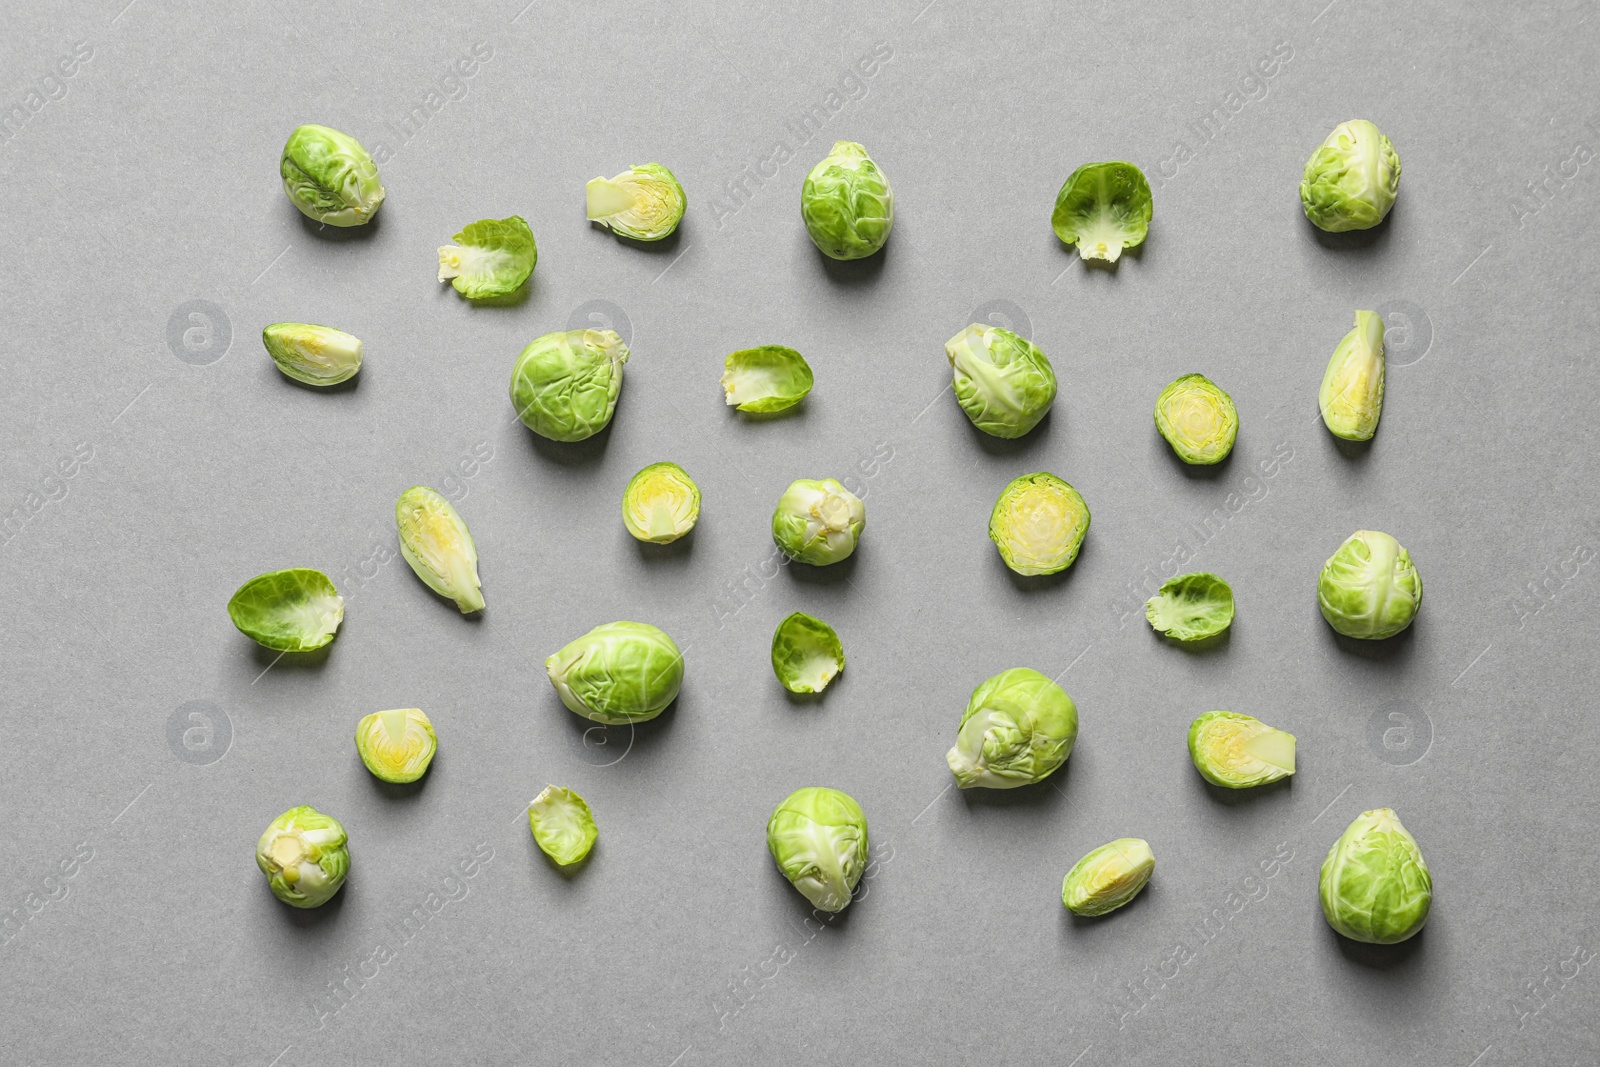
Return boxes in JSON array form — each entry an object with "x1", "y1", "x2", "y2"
[
  {"x1": 1145, "y1": 572, "x2": 1234, "y2": 641},
  {"x1": 721, "y1": 346, "x2": 814, "y2": 413},
  {"x1": 227, "y1": 568, "x2": 343, "y2": 652},
  {"x1": 438, "y1": 216, "x2": 537, "y2": 299},
  {"x1": 771, "y1": 612, "x2": 845, "y2": 694}
]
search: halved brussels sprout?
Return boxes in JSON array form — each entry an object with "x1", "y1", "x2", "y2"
[
  {"x1": 1187, "y1": 711, "x2": 1295, "y2": 788},
  {"x1": 546, "y1": 621, "x2": 684, "y2": 724},
  {"x1": 946, "y1": 324, "x2": 1057, "y2": 439},
  {"x1": 1319, "y1": 311, "x2": 1386, "y2": 441},
  {"x1": 1145, "y1": 572, "x2": 1234, "y2": 641},
  {"x1": 227, "y1": 568, "x2": 344, "y2": 652},
  {"x1": 1155, "y1": 374, "x2": 1237, "y2": 464},
  {"x1": 279, "y1": 124, "x2": 385, "y2": 227},
  {"x1": 528, "y1": 785, "x2": 598, "y2": 866},
  {"x1": 1300, "y1": 120, "x2": 1401, "y2": 232},
  {"x1": 771, "y1": 612, "x2": 844, "y2": 694},
  {"x1": 623, "y1": 462, "x2": 700, "y2": 544},
  {"x1": 989, "y1": 472, "x2": 1090, "y2": 576},
  {"x1": 766, "y1": 787, "x2": 869, "y2": 912},
  {"x1": 438, "y1": 216, "x2": 537, "y2": 299},
  {"x1": 1319, "y1": 808, "x2": 1431, "y2": 943},
  {"x1": 800, "y1": 141, "x2": 894, "y2": 260},
  {"x1": 1318, "y1": 530, "x2": 1422, "y2": 640},
  {"x1": 1051, "y1": 161, "x2": 1152, "y2": 262},
  {"x1": 262, "y1": 323, "x2": 362, "y2": 386},
  {"x1": 256, "y1": 805, "x2": 349, "y2": 909},
  {"x1": 355, "y1": 708, "x2": 438, "y2": 783},
  {"x1": 396, "y1": 486, "x2": 483, "y2": 613},
  {"x1": 586, "y1": 163, "x2": 686, "y2": 241},
  {"x1": 510, "y1": 328, "x2": 630, "y2": 442},
  {"x1": 771, "y1": 479, "x2": 865, "y2": 566},
  {"x1": 721, "y1": 346, "x2": 814, "y2": 413},
  {"x1": 946, "y1": 668, "x2": 1078, "y2": 789},
  {"x1": 1062, "y1": 838, "x2": 1154, "y2": 917}
]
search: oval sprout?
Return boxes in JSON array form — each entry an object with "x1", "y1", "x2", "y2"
[
  {"x1": 766, "y1": 787, "x2": 869, "y2": 912},
  {"x1": 1319, "y1": 311, "x2": 1386, "y2": 441},
  {"x1": 1154, "y1": 374, "x2": 1238, "y2": 464},
  {"x1": 1319, "y1": 808, "x2": 1431, "y2": 943},
  {"x1": 622, "y1": 463, "x2": 701, "y2": 544},
  {"x1": 771, "y1": 612, "x2": 845, "y2": 694},
  {"x1": 1145, "y1": 572, "x2": 1234, "y2": 641},
  {"x1": 771, "y1": 479, "x2": 865, "y2": 566},
  {"x1": 1318, "y1": 530, "x2": 1422, "y2": 639},
  {"x1": 1187, "y1": 711, "x2": 1295, "y2": 789},
  {"x1": 279, "y1": 124, "x2": 385, "y2": 227},
  {"x1": 800, "y1": 141, "x2": 893, "y2": 260},
  {"x1": 262, "y1": 323, "x2": 363, "y2": 387},
  {"x1": 946, "y1": 324, "x2": 1058, "y2": 439},
  {"x1": 438, "y1": 216, "x2": 537, "y2": 299},
  {"x1": 510, "y1": 328, "x2": 630, "y2": 442},
  {"x1": 545, "y1": 621, "x2": 684, "y2": 724},
  {"x1": 1062, "y1": 838, "x2": 1155, "y2": 916},
  {"x1": 528, "y1": 786, "x2": 598, "y2": 866},
  {"x1": 946, "y1": 668, "x2": 1078, "y2": 789},
  {"x1": 586, "y1": 163, "x2": 686, "y2": 241},
  {"x1": 1300, "y1": 120, "x2": 1401, "y2": 232},
  {"x1": 227, "y1": 568, "x2": 344, "y2": 652},
  {"x1": 720, "y1": 346, "x2": 814, "y2": 413},
  {"x1": 396, "y1": 486, "x2": 484, "y2": 613},
  {"x1": 255, "y1": 806, "x2": 349, "y2": 909},
  {"x1": 1050, "y1": 161, "x2": 1152, "y2": 262},
  {"x1": 989, "y1": 472, "x2": 1090, "y2": 577},
  {"x1": 354, "y1": 708, "x2": 438, "y2": 784}
]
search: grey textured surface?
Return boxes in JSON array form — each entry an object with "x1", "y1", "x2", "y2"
[{"x1": 2, "y1": 1, "x2": 1597, "y2": 1064}]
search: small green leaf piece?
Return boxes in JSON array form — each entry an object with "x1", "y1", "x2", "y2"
[
  {"x1": 1146, "y1": 572, "x2": 1234, "y2": 641},
  {"x1": 227, "y1": 568, "x2": 344, "y2": 652},
  {"x1": 721, "y1": 346, "x2": 814, "y2": 413},
  {"x1": 528, "y1": 785, "x2": 599, "y2": 866},
  {"x1": 1051, "y1": 161, "x2": 1152, "y2": 262},
  {"x1": 438, "y1": 216, "x2": 537, "y2": 299},
  {"x1": 771, "y1": 612, "x2": 845, "y2": 694}
]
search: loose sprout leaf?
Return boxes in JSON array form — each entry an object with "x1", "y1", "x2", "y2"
[
  {"x1": 946, "y1": 668, "x2": 1078, "y2": 789},
  {"x1": 1319, "y1": 311, "x2": 1386, "y2": 441},
  {"x1": 438, "y1": 215, "x2": 537, "y2": 299},
  {"x1": 720, "y1": 346, "x2": 814, "y2": 413},
  {"x1": 1319, "y1": 808, "x2": 1431, "y2": 943},
  {"x1": 396, "y1": 486, "x2": 484, "y2": 613},
  {"x1": 1062, "y1": 838, "x2": 1155, "y2": 917},
  {"x1": 528, "y1": 786, "x2": 598, "y2": 866},
  {"x1": 279, "y1": 124, "x2": 385, "y2": 227},
  {"x1": 766, "y1": 787, "x2": 869, "y2": 912},
  {"x1": 354, "y1": 707, "x2": 438, "y2": 783},
  {"x1": 545, "y1": 621, "x2": 684, "y2": 724},
  {"x1": 1050, "y1": 161, "x2": 1152, "y2": 262},
  {"x1": 255, "y1": 805, "x2": 350, "y2": 909},
  {"x1": 988, "y1": 472, "x2": 1090, "y2": 576},
  {"x1": 771, "y1": 479, "x2": 866, "y2": 566},
  {"x1": 1318, "y1": 530, "x2": 1422, "y2": 639},
  {"x1": 800, "y1": 141, "x2": 894, "y2": 260},
  {"x1": 510, "y1": 328, "x2": 630, "y2": 442},
  {"x1": 262, "y1": 323, "x2": 363, "y2": 386},
  {"x1": 622, "y1": 462, "x2": 701, "y2": 544},
  {"x1": 1300, "y1": 120, "x2": 1401, "y2": 232},
  {"x1": 1187, "y1": 711, "x2": 1295, "y2": 788},
  {"x1": 1154, "y1": 374, "x2": 1238, "y2": 464},
  {"x1": 586, "y1": 163, "x2": 686, "y2": 241},
  {"x1": 226, "y1": 568, "x2": 344, "y2": 652},
  {"x1": 946, "y1": 324, "x2": 1058, "y2": 439},
  {"x1": 1145, "y1": 572, "x2": 1234, "y2": 641},
  {"x1": 771, "y1": 612, "x2": 845, "y2": 693}
]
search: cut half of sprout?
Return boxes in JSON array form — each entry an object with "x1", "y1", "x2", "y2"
[
  {"x1": 262, "y1": 323, "x2": 363, "y2": 386},
  {"x1": 585, "y1": 163, "x2": 686, "y2": 241},
  {"x1": 354, "y1": 708, "x2": 438, "y2": 783},
  {"x1": 396, "y1": 486, "x2": 484, "y2": 613},
  {"x1": 622, "y1": 463, "x2": 701, "y2": 544},
  {"x1": 1187, "y1": 711, "x2": 1295, "y2": 789}
]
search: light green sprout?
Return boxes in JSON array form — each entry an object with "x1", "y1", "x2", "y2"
[
  {"x1": 771, "y1": 612, "x2": 845, "y2": 694},
  {"x1": 766, "y1": 787, "x2": 869, "y2": 913},
  {"x1": 1187, "y1": 711, "x2": 1295, "y2": 789},
  {"x1": 721, "y1": 346, "x2": 814, "y2": 413},
  {"x1": 946, "y1": 668, "x2": 1078, "y2": 789},
  {"x1": 546, "y1": 621, "x2": 684, "y2": 724},
  {"x1": 511, "y1": 328, "x2": 630, "y2": 442},
  {"x1": 1319, "y1": 808, "x2": 1432, "y2": 943},
  {"x1": 1051, "y1": 161, "x2": 1153, "y2": 262},
  {"x1": 946, "y1": 324, "x2": 1058, "y2": 439},
  {"x1": 1319, "y1": 311, "x2": 1386, "y2": 441},
  {"x1": 256, "y1": 806, "x2": 349, "y2": 909},
  {"x1": 586, "y1": 163, "x2": 685, "y2": 241},
  {"x1": 528, "y1": 786, "x2": 598, "y2": 866},
  {"x1": 227, "y1": 568, "x2": 344, "y2": 652},
  {"x1": 800, "y1": 141, "x2": 894, "y2": 260},
  {"x1": 622, "y1": 462, "x2": 701, "y2": 544},
  {"x1": 1062, "y1": 838, "x2": 1154, "y2": 917},
  {"x1": 396, "y1": 486, "x2": 483, "y2": 613},
  {"x1": 279, "y1": 124, "x2": 385, "y2": 227},
  {"x1": 1300, "y1": 120, "x2": 1401, "y2": 232},
  {"x1": 1318, "y1": 530, "x2": 1422, "y2": 640},
  {"x1": 1146, "y1": 572, "x2": 1234, "y2": 641},
  {"x1": 989, "y1": 472, "x2": 1090, "y2": 577},
  {"x1": 1155, "y1": 374, "x2": 1238, "y2": 464},
  {"x1": 354, "y1": 708, "x2": 438, "y2": 784},
  {"x1": 262, "y1": 323, "x2": 362, "y2": 387},
  {"x1": 771, "y1": 478, "x2": 865, "y2": 566},
  {"x1": 438, "y1": 216, "x2": 537, "y2": 299}
]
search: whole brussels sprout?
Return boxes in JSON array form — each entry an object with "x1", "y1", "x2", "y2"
[
  {"x1": 227, "y1": 568, "x2": 344, "y2": 652},
  {"x1": 771, "y1": 478, "x2": 865, "y2": 566},
  {"x1": 545, "y1": 621, "x2": 684, "y2": 724},
  {"x1": 528, "y1": 786, "x2": 598, "y2": 866},
  {"x1": 256, "y1": 805, "x2": 349, "y2": 908},
  {"x1": 1062, "y1": 838, "x2": 1154, "y2": 917},
  {"x1": 586, "y1": 163, "x2": 686, "y2": 241},
  {"x1": 262, "y1": 323, "x2": 363, "y2": 386},
  {"x1": 1154, "y1": 374, "x2": 1237, "y2": 464},
  {"x1": 1318, "y1": 530, "x2": 1422, "y2": 640},
  {"x1": 622, "y1": 462, "x2": 701, "y2": 544},
  {"x1": 766, "y1": 787, "x2": 869, "y2": 912},
  {"x1": 1051, "y1": 161, "x2": 1152, "y2": 262},
  {"x1": 1319, "y1": 311, "x2": 1385, "y2": 441},
  {"x1": 800, "y1": 141, "x2": 893, "y2": 260},
  {"x1": 279, "y1": 124, "x2": 386, "y2": 227},
  {"x1": 1300, "y1": 120, "x2": 1401, "y2": 232},
  {"x1": 1319, "y1": 808, "x2": 1432, "y2": 943},
  {"x1": 355, "y1": 708, "x2": 438, "y2": 784},
  {"x1": 946, "y1": 324, "x2": 1058, "y2": 439},
  {"x1": 989, "y1": 472, "x2": 1090, "y2": 576},
  {"x1": 771, "y1": 612, "x2": 845, "y2": 694},
  {"x1": 946, "y1": 668, "x2": 1078, "y2": 789},
  {"x1": 438, "y1": 216, "x2": 537, "y2": 299},
  {"x1": 396, "y1": 486, "x2": 484, "y2": 613},
  {"x1": 510, "y1": 329, "x2": 630, "y2": 442},
  {"x1": 1187, "y1": 711, "x2": 1295, "y2": 788}
]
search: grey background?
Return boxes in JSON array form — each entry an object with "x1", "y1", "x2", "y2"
[{"x1": 1, "y1": 0, "x2": 1596, "y2": 1064}]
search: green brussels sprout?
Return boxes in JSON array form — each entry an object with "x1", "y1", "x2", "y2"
[
  {"x1": 510, "y1": 328, "x2": 630, "y2": 442},
  {"x1": 279, "y1": 124, "x2": 386, "y2": 227},
  {"x1": 1062, "y1": 838, "x2": 1154, "y2": 917},
  {"x1": 396, "y1": 486, "x2": 484, "y2": 613},
  {"x1": 1187, "y1": 711, "x2": 1295, "y2": 788},
  {"x1": 546, "y1": 621, "x2": 684, "y2": 724},
  {"x1": 989, "y1": 472, "x2": 1090, "y2": 577},
  {"x1": 256, "y1": 805, "x2": 349, "y2": 909},
  {"x1": 354, "y1": 708, "x2": 438, "y2": 784},
  {"x1": 1050, "y1": 161, "x2": 1152, "y2": 262},
  {"x1": 622, "y1": 462, "x2": 701, "y2": 544},
  {"x1": 261, "y1": 322, "x2": 363, "y2": 387},
  {"x1": 721, "y1": 346, "x2": 814, "y2": 413},
  {"x1": 437, "y1": 216, "x2": 537, "y2": 299},
  {"x1": 771, "y1": 612, "x2": 845, "y2": 694},
  {"x1": 771, "y1": 478, "x2": 865, "y2": 566},
  {"x1": 528, "y1": 785, "x2": 598, "y2": 866},
  {"x1": 1299, "y1": 120, "x2": 1401, "y2": 232},
  {"x1": 1318, "y1": 530, "x2": 1422, "y2": 640},
  {"x1": 1154, "y1": 374, "x2": 1238, "y2": 464},
  {"x1": 586, "y1": 163, "x2": 686, "y2": 241},
  {"x1": 1319, "y1": 311, "x2": 1386, "y2": 441},
  {"x1": 1145, "y1": 572, "x2": 1234, "y2": 641},
  {"x1": 946, "y1": 324, "x2": 1058, "y2": 439},
  {"x1": 800, "y1": 141, "x2": 893, "y2": 260},
  {"x1": 766, "y1": 787, "x2": 869, "y2": 913},
  {"x1": 227, "y1": 568, "x2": 344, "y2": 652},
  {"x1": 1319, "y1": 808, "x2": 1432, "y2": 943},
  {"x1": 946, "y1": 668, "x2": 1078, "y2": 789}
]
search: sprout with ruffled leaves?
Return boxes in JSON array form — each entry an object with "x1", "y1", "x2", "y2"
[{"x1": 767, "y1": 787, "x2": 869, "y2": 912}]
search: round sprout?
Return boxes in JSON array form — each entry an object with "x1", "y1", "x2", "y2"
[
  {"x1": 545, "y1": 621, "x2": 684, "y2": 725},
  {"x1": 1300, "y1": 120, "x2": 1401, "y2": 232},
  {"x1": 227, "y1": 568, "x2": 344, "y2": 652},
  {"x1": 510, "y1": 328, "x2": 630, "y2": 442},
  {"x1": 1319, "y1": 311, "x2": 1386, "y2": 441},
  {"x1": 771, "y1": 479, "x2": 865, "y2": 566},
  {"x1": 1145, "y1": 572, "x2": 1234, "y2": 641},
  {"x1": 355, "y1": 708, "x2": 438, "y2": 784},
  {"x1": 396, "y1": 486, "x2": 484, "y2": 613},
  {"x1": 528, "y1": 786, "x2": 598, "y2": 866},
  {"x1": 721, "y1": 346, "x2": 814, "y2": 413},
  {"x1": 1062, "y1": 838, "x2": 1155, "y2": 917},
  {"x1": 800, "y1": 141, "x2": 893, "y2": 260},
  {"x1": 1051, "y1": 161, "x2": 1152, "y2": 262},
  {"x1": 279, "y1": 124, "x2": 385, "y2": 227},
  {"x1": 622, "y1": 463, "x2": 701, "y2": 544},
  {"x1": 586, "y1": 163, "x2": 686, "y2": 241},
  {"x1": 771, "y1": 612, "x2": 845, "y2": 694},
  {"x1": 1318, "y1": 530, "x2": 1422, "y2": 640},
  {"x1": 256, "y1": 806, "x2": 349, "y2": 909},
  {"x1": 946, "y1": 324, "x2": 1058, "y2": 439},
  {"x1": 262, "y1": 323, "x2": 362, "y2": 386},
  {"x1": 1187, "y1": 711, "x2": 1295, "y2": 789},
  {"x1": 946, "y1": 668, "x2": 1078, "y2": 789},
  {"x1": 437, "y1": 216, "x2": 537, "y2": 300},
  {"x1": 1319, "y1": 808, "x2": 1431, "y2": 943},
  {"x1": 1155, "y1": 374, "x2": 1238, "y2": 464},
  {"x1": 766, "y1": 787, "x2": 869, "y2": 913},
  {"x1": 989, "y1": 472, "x2": 1090, "y2": 577}
]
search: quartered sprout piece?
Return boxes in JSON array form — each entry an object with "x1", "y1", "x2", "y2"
[
  {"x1": 396, "y1": 486, "x2": 484, "y2": 613},
  {"x1": 946, "y1": 668, "x2": 1078, "y2": 789},
  {"x1": 262, "y1": 322, "x2": 363, "y2": 386},
  {"x1": 227, "y1": 568, "x2": 344, "y2": 652},
  {"x1": 623, "y1": 462, "x2": 701, "y2": 544},
  {"x1": 800, "y1": 141, "x2": 894, "y2": 260},
  {"x1": 279, "y1": 124, "x2": 385, "y2": 227},
  {"x1": 256, "y1": 806, "x2": 349, "y2": 908},
  {"x1": 1319, "y1": 808, "x2": 1431, "y2": 943},
  {"x1": 546, "y1": 621, "x2": 684, "y2": 724},
  {"x1": 586, "y1": 163, "x2": 686, "y2": 241},
  {"x1": 510, "y1": 328, "x2": 630, "y2": 442},
  {"x1": 1318, "y1": 530, "x2": 1422, "y2": 639},
  {"x1": 771, "y1": 478, "x2": 865, "y2": 566},
  {"x1": 1155, "y1": 374, "x2": 1238, "y2": 464},
  {"x1": 946, "y1": 324, "x2": 1058, "y2": 439},
  {"x1": 1187, "y1": 711, "x2": 1295, "y2": 789},
  {"x1": 721, "y1": 346, "x2": 814, "y2": 413},
  {"x1": 1051, "y1": 161, "x2": 1152, "y2": 262},
  {"x1": 771, "y1": 612, "x2": 845, "y2": 694},
  {"x1": 766, "y1": 787, "x2": 869, "y2": 912},
  {"x1": 438, "y1": 215, "x2": 537, "y2": 299},
  {"x1": 528, "y1": 786, "x2": 598, "y2": 866},
  {"x1": 1319, "y1": 311, "x2": 1386, "y2": 441},
  {"x1": 355, "y1": 708, "x2": 438, "y2": 784},
  {"x1": 1146, "y1": 572, "x2": 1235, "y2": 641},
  {"x1": 1300, "y1": 120, "x2": 1401, "y2": 232},
  {"x1": 1062, "y1": 838, "x2": 1154, "y2": 917},
  {"x1": 989, "y1": 472, "x2": 1090, "y2": 576}
]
